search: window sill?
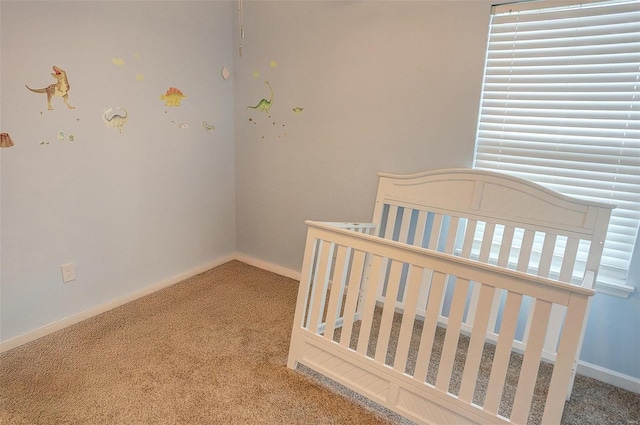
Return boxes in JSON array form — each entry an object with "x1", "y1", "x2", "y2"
[{"x1": 595, "y1": 281, "x2": 635, "y2": 299}]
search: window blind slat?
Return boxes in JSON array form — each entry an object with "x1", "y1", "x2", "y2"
[
  {"x1": 485, "y1": 72, "x2": 640, "y2": 85},
  {"x1": 479, "y1": 116, "x2": 640, "y2": 131},
  {"x1": 478, "y1": 123, "x2": 640, "y2": 139},
  {"x1": 487, "y1": 41, "x2": 640, "y2": 58},
  {"x1": 484, "y1": 82, "x2": 640, "y2": 92},
  {"x1": 480, "y1": 107, "x2": 640, "y2": 119},
  {"x1": 488, "y1": 53, "x2": 640, "y2": 66},
  {"x1": 477, "y1": 132, "x2": 640, "y2": 147},
  {"x1": 481, "y1": 99, "x2": 639, "y2": 111},
  {"x1": 477, "y1": 135, "x2": 640, "y2": 149},
  {"x1": 492, "y1": 4, "x2": 640, "y2": 26},
  {"x1": 482, "y1": 91, "x2": 637, "y2": 102}
]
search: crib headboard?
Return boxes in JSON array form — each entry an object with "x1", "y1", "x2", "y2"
[{"x1": 371, "y1": 168, "x2": 615, "y2": 288}]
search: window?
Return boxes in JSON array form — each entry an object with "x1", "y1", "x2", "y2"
[{"x1": 473, "y1": 0, "x2": 640, "y2": 297}]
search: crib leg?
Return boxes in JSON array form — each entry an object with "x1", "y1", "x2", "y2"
[{"x1": 566, "y1": 289, "x2": 594, "y2": 401}]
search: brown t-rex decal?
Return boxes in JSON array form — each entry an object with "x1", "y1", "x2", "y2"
[{"x1": 26, "y1": 66, "x2": 75, "y2": 110}]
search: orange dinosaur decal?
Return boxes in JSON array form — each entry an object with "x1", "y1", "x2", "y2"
[
  {"x1": 26, "y1": 66, "x2": 75, "y2": 110},
  {"x1": 160, "y1": 87, "x2": 186, "y2": 107}
]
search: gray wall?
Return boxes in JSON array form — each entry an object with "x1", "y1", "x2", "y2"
[
  {"x1": 234, "y1": 1, "x2": 490, "y2": 270},
  {"x1": 1, "y1": 1, "x2": 237, "y2": 341}
]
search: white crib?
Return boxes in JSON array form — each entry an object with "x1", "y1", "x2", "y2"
[{"x1": 287, "y1": 169, "x2": 613, "y2": 424}]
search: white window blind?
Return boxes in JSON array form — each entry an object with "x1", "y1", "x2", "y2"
[{"x1": 474, "y1": 0, "x2": 640, "y2": 296}]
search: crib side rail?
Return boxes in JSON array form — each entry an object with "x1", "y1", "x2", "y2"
[
  {"x1": 314, "y1": 221, "x2": 377, "y2": 233},
  {"x1": 287, "y1": 221, "x2": 595, "y2": 425}
]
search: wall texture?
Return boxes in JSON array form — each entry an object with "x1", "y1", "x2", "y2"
[
  {"x1": 233, "y1": 1, "x2": 491, "y2": 271},
  {"x1": 1, "y1": 1, "x2": 237, "y2": 342}
]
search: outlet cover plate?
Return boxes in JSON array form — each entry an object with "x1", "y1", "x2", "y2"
[{"x1": 61, "y1": 263, "x2": 75, "y2": 282}]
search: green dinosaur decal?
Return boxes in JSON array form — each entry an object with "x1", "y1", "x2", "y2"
[{"x1": 247, "y1": 81, "x2": 273, "y2": 113}]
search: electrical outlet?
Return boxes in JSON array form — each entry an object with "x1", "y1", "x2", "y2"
[{"x1": 61, "y1": 263, "x2": 75, "y2": 283}]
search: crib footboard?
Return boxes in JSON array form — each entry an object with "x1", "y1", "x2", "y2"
[{"x1": 287, "y1": 221, "x2": 595, "y2": 425}]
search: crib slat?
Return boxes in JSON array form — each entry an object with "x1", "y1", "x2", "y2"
[
  {"x1": 414, "y1": 210, "x2": 428, "y2": 247},
  {"x1": 559, "y1": 237, "x2": 580, "y2": 283},
  {"x1": 511, "y1": 299, "x2": 553, "y2": 424},
  {"x1": 523, "y1": 233, "x2": 557, "y2": 350},
  {"x1": 484, "y1": 291, "x2": 523, "y2": 415},
  {"x1": 436, "y1": 277, "x2": 470, "y2": 392},
  {"x1": 398, "y1": 208, "x2": 413, "y2": 244},
  {"x1": 459, "y1": 283, "x2": 496, "y2": 403},
  {"x1": 544, "y1": 304, "x2": 566, "y2": 356},
  {"x1": 444, "y1": 216, "x2": 460, "y2": 254},
  {"x1": 339, "y1": 249, "x2": 366, "y2": 348},
  {"x1": 377, "y1": 206, "x2": 399, "y2": 301},
  {"x1": 394, "y1": 265, "x2": 424, "y2": 374},
  {"x1": 542, "y1": 294, "x2": 590, "y2": 423},
  {"x1": 414, "y1": 211, "x2": 431, "y2": 311},
  {"x1": 465, "y1": 219, "x2": 497, "y2": 329},
  {"x1": 430, "y1": 214, "x2": 450, "y2": 318},
  {"x1": 461, "y1": 219, "x2": 478, "y2": 259},
  {"x1": 465, "y1": 282, "x2": 481, "y2": 329},
  {"x1": 414, "y1": 212, "x2": 431, "y2": 309},
  {"x1": 486, "y1": 226, "x2": 515, "y2": 333},
  {"x1": 498, "y1": 226, "x2": 515, "y2": 268},
  {"x1": 519, "y1": 230, "x2": 537, "y2": 344},
  {"x1": 413, "y1": 270, "x2": 447, "y2": 383},
  {"x1": 323, "y1": 245, "x2": 349, "y2": 342},
  {"x1": 478, "y1": 222, "x2": 496, "y2": 263},
  {"x1": 395, "y1": 208, "x2": 413, "y2": 306},
  {"x1": 383, "y1": 205, "x2": 398, "y2": 238},
  {"x1": 335, "y1": 247, "x2": 353, "y2": 321},
  {"x1": 538, "y1": 233, "x2": 557, "y2": 278},
  {"x1": 517, "y1": 229, "x2": 536, "y2": 272},
  {"x1": 307, "y1": 241, "x2": 334, "y2": 333},
  {"x1": 416, "y1": 268, "x2": 434, "y2": 318},
  {"x1": 356, "y1": 254, "x2": 384, "y2": 356},
  {"x1": 375, "y1": 260, "x2": 404, "y2": 364},
  {"x1": 544, "y1": 238, "x2": 581, "y2": 356},
  {"x1": 429, "y1": 213, "x2": 444, "y2": 250}
]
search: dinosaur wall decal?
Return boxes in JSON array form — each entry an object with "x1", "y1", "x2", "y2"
[
  {"x1": 26, "y1": 66, "x2": 75, "y2": 110},
  {"x1": 160, "y1": 87, "x2": 186, "y2": 107},
  {"x1": 102, "y1": 107, "x2": 128, "y2": 133},
  {"x1": 247, "y1": 81, "x2": 273, "y2": 113}
]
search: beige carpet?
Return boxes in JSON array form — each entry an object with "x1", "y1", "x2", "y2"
[{"x1": 1, "y1": 260, "x2": 638, "y2": 424}]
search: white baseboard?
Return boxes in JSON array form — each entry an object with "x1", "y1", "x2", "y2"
[
  {"x1": 234, "y1": 253, "x2": 301, "y2": 281},
  {"x1": 0, "y1": 254, "x2": 236, "y2": 354},
  {"x1": 577, "y1": 361, "x2": 640, "y2": 394}
]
